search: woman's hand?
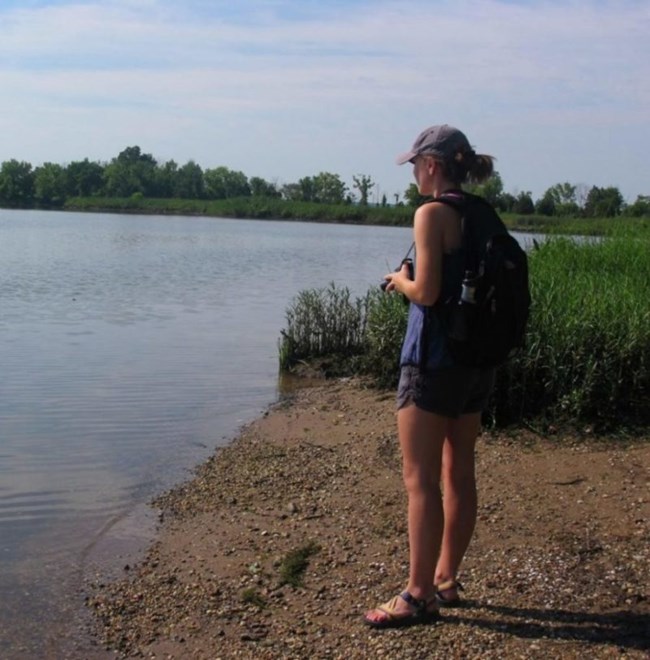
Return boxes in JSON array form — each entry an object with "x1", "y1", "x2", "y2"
[{"x1": 383, "y1": 261, "x2": 413, "y2": 295}]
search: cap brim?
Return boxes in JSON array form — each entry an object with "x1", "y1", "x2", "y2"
[{"x1": 395, "y1": 151, "x2": 415, "y2": 165}]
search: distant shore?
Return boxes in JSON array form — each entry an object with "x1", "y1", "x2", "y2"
[
  {"x1": 85, "y1": 377, "x2": 650, "y2": 659},
  {"x1": 3, "y1": 197, "x2": 646, "y2": 236}
]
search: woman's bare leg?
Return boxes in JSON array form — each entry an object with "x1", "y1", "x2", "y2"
[
  {"x1": 364, "y1": 405, "x2": 446, "y2": 622},
  {"x1": 400, "y1": 405, "x2": 447, "y2": 597},
  {"x1": 434, "y1": 412, "x2": 481, "y2": 591}
]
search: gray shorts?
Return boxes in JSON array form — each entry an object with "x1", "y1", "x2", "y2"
[{"x1": 396, "y1": 364, "x2": 496, "y2": 418}]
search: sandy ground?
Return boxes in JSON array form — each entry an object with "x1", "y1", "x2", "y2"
[{"x1": 83, "y1": 378, "x2": 649, "y2": 659}]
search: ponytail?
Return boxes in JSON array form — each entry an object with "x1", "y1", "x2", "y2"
[
  {"x1": 466, "y1": 154, "x2": 495, "y2": 184},
  {"x1": 439, "y1": 150, "x2": 495, "y2": 185}
]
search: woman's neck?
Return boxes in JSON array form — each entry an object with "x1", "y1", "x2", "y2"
[{"x1": 432, "y1": 179, "x2": 458, "y2": 198}]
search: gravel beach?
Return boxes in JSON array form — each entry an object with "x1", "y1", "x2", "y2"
[{"x1": 85, "y1": 378, "x2": 649, "y2": 659}]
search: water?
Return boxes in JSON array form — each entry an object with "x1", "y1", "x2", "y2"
[
  {"x1": 0, "y1": 209, "x2": 415, "y2": 656},
  {"x1": 0, "y1": 209, "x2": 539, "y2": 656}
]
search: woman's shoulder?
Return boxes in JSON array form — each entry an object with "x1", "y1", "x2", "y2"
[{"x1": 415, "y1": 199, "x2": 462, "y2": 222}]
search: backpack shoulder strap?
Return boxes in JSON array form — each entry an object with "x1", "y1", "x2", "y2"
[
  {"x1": 429, "y1": 189, "x2": 467, "y2": 213},
  {"x1": 430, "y1": 190, "x2": 476, "y2": 265}
]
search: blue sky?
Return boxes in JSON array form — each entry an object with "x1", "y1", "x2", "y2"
[{"x1": 1, "y1": 0, "x2": 648, "y2": 202}]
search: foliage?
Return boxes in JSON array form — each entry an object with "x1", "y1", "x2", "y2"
[
  {"x1": 103, "y1": 146, "x2": 158, "y2": 197},
  {"x1": 510, "y1": 236, "x2": 650, "y2": 428},
  {"x1": 204, "y1": 166, "x2": 250, "y2": 199},
  {"x1": 583, "y1": 185, "x2": 625, "y2": 217},
  {"x1": 362, "y1": 290, "x2": 410, "y2": 387},
  {"x1": 465, "y1": 171, "x2": 504, "y2": 207},
  {"x1": 501, "y1": 213, "x2": 650, "y2": 237},
  {"x1": 174, "y1": 160, "x2": 205, "y2": 199},
  {"x1": 278, "y1": 284, "x2": 371, "y2": 373},
  {"x1": 0, "y1": 159, "x2": 35, "y2": 206},
  {"x1": 241, "y1": 588, "x2": 266, "y2": 608},
  {"x1": 250, "y1": 176, "x2": 281, "y2": 198},
  {"x1": 626, "y1": 195, "x2": 650, "y2": 217},
  {"x1": 403, "y1": 183, "x2": 428, "y2": 207},
  {"x1": 64, "y1": 195, "x2": 415, "y2": 226},
  {"x1": 1, "y1": 144, "x2": 646, "y2": 223},
  {"x1": 352, "y1": 174, "x2": 375, "y2": 205},
  {"x1": 34, "y1": 162, "x2": 66, "y2": 207},
  {"x1": 512, "y1": 191, "x2": 534, "y2": 214},
  {"x1": 278, "y1": 542, "x2": 320, "y2": 588},
  {"x1": 65, "y1": 158, "x2": 104, "y2": 197}
]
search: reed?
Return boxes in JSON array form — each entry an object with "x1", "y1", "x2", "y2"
[
  {"x1": 65, "y1": 196, "x2": 650, "y2": 236},
  {"x1": 278, "y1": 284, "x2": 372, "y2": 373},
  {"x1": 505, "y1": 235, "x2": 650, "y2": 428}
]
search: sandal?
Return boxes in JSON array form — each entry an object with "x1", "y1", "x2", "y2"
[
  {"x1": 435, "y1": 579, "x2": 464, "y2": 607},
  {"x1": 363, "y1": 591, "x2": 439, "y2": 629}
]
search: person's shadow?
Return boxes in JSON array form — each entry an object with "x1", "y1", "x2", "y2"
[{"x1": 442, "y1": 601, "x2": 650, "y2": 653}]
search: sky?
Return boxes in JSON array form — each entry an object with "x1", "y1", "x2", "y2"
[{"x1": 1, "y1": 0, "x2": 648, "y2": 203}]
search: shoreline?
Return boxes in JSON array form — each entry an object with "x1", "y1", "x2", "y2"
[{"x1": 84, "y1": 378, "x2": 649, "y2": 659}]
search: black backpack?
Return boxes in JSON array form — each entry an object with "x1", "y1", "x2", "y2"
[{"x1": 433, "y1": 191, "x2": 531, "y2": 368}]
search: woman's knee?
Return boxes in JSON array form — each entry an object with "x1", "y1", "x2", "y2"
[
  {"x1": 442, "y1": 467, "x2": 476, "y2": 495},
  {"x1": 402, "y1": 463, "x2": 440, "y2": 495}
]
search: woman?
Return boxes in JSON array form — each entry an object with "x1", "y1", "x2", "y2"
[{"x1": 364, "y1": 125, "x2": 496, "y2": 628}]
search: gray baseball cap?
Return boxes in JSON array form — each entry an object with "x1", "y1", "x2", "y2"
[{"x1": 396, "y1": 124, "x2": 472, "y2": 165}]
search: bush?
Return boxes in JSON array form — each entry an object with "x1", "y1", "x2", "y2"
[
  {"x1": 511, "y1": 236, "x2": 649, "y2": 428},
  {"x1": 278, "y1": 283, "x2": 371, "y2": 373},
  {"x1": 362, "y1": 290, "x2": 409, "y2": 388}
]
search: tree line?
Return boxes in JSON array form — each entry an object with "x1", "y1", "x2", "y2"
[{"x1": 1, "y1": 145, "x2": 648, "y2": 218}]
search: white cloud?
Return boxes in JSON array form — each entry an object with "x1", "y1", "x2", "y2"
[{"x1": 0, "y1": 0, "x2": 648, "y2": 199}]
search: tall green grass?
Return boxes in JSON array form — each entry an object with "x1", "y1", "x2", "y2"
[
  {"x1": 64, "y1": 196, "x2": 650, "y2": 236},
  {"x1": 279, "y1": 236, "x2": 649, "y2": 430},
  {"x1": 278, "y1": 284, "x2": 373, "y2": 373},
  {"x1": 64, "y1": 196, "x2": 413, "y2": 225},
  {"x1": 502, "y1": 213, "x2": 650, "y2": 237},
  {"x1": 509, "y1": 236, "x2": 649, "y2": 427}
]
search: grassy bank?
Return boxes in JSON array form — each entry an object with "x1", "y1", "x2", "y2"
[
  {"x1": 62, "y1": 196, "x2": 649, "y2": 235},
  {"x1": 278, "y1": 234, "x2": 650, "y2": 432},
  {"x1": 63, "y1": 196, "x2": 412, "y2": 226}
]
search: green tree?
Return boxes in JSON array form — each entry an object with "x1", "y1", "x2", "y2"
[
  {"x1": 249, "y1": 176, "x2": 280, "y2": 197},
  {"x1": 174, "y1": 160, "x2": 205, "y2": 199},
  {"x1": 535, "y1": 191, "x2": 556, "y2": 216},
  {"x1": 104, "y1": 146, "x2": 158, "y2": 197},
  {"x1": 65, "y1": 159, "x2": 104, "y2": 197},
  {"x1": 204, "y1": 166, "x2": 250, "y2": 199},
  {"x1": 513, "y1": 191, "x2": 534, "y2": 214},
  {"x1": 627, "y1": 195, "x2": 650, "y2": 217},
  {"x1": 352, "y1": 174, "x2": 375, "y2": 206},
  {"x1": 0, "y1": 159, "x2": 35, "y2": 206},
  {"x1": 297, "y1": 176, "x2": 317, "y2": 202},
  {"x1": 465, "y1": 171, "x2": 504, "y2": 207},
  {"x1": 404, "y1": 183, "x2": 427, "y2": 207},
  {"x1": 281, "y1": 182, "x2": 303, "y2": 202},
  {"x1": 500, "y1": 192, "x2": 516, "y2": 213},
  {"x1": 583, "y1": 186, "x2": 624, "y2": 217},
  {"x1": 546, "y1": 182, "x2": 576, "y2": 205},
  {"x1": 34, "y1": 162, "x2": 66, "y2": 207},
  {"x1": 312, "y1": 172, "x2": 347, "y2": 204},
  {"x1": 541, "y1": 182, "x2": 580, "y2": 216},
  {"x1": 154, "y1": 160, "x2": 179, "y2": 198}
]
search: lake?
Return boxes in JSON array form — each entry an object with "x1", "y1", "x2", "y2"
[{"x1": 0, "y1": 209, "x2": 538, "y2": 657}]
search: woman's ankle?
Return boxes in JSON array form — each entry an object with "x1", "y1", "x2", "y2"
[
  {"x1": 406, "y1": 583, "x2": 436, "y2": 601},
  {"x1": 435, "y1": 576, "x2": 458, "y2": 592}
]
